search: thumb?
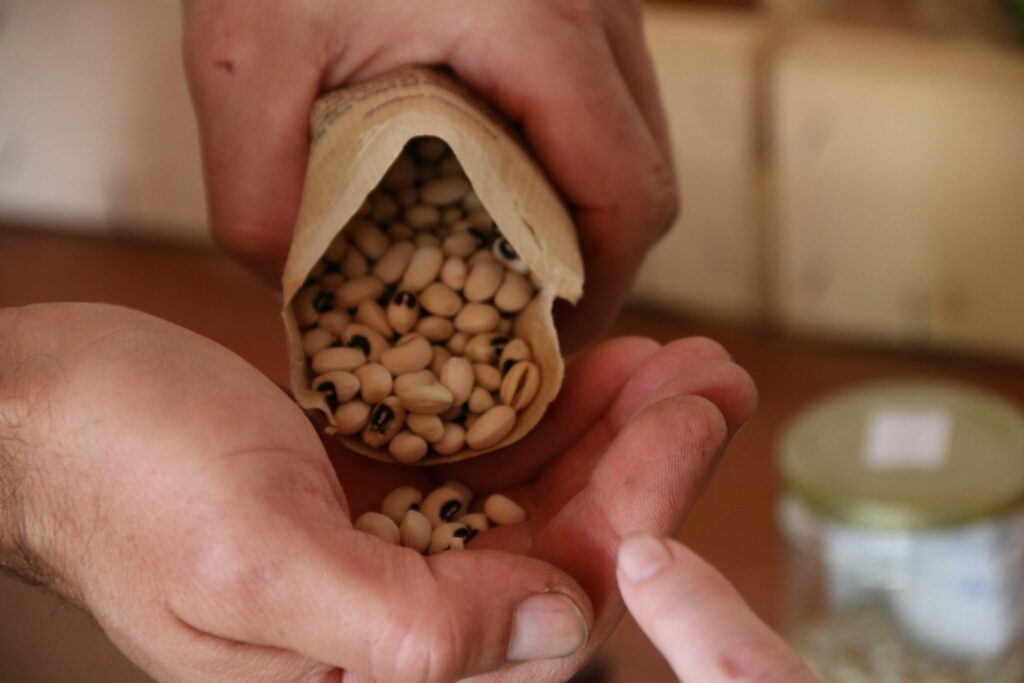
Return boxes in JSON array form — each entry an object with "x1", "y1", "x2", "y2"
[
  {"x1": 617, "y1": 535, "x2": 818, "y2": 683},
  {"x1": 192, "y1": 525, "x2": 592, "y2": 683}
]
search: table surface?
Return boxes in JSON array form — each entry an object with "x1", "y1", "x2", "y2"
[{"x1": 2, "y1": 225, "x2": 1023, "y2": 683}]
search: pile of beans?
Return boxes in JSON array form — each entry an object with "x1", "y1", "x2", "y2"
[
  {"x1": 354, "y1": 482, "x2": 527, "y2": 554},
  {"x1": 294, "y1": 137, "x2": 544, "y2": 463}
]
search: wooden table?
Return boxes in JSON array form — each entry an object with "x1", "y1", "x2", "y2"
[{"x1": 2, "y1": 225, "x2": 1022, "y2": 682}]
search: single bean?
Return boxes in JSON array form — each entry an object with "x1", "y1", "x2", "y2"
[
  {"x1": 415, "y1": 233, "x2": 441, "y2": 248},
  {"x1": 440, "y1": 257, "x2": 467, "y2": 291},
  {"x1": 351, "y1": 219, "x2": 390, "y2": 260},
  {"x1": 466, "y1": 405, "x2": 516, "y2": 449},
  {"x1": 317, "y1": 310, "x2": 351, "y2": 336},
  {"x1": 417, "y1": 316, "x2": 455, "y2": 343},
  {"x1": 442, "y1": 232, "x2": 477, "y2": 259},
  {"x1": 473, "y1": 363, "x2": 502, "y2": 392},
  {"x1": 340, "y1": 248, "x2": 369, "y2": 277},
  {"x1": 389, "y1": 431, "x2": 428, "y2": 464},
  {"x1": 334, "y1": 399, "x2": 371, "y2": 435},
  {"x1": 433, "y1": 423, "x2": 466, "y2": 455},
  {"x1": 483, "y1": 494, "x2": 526, "y2": 526},
  {"x1": 494, "y1": 270, "x2": 534, "y2": 313},
  {"x1": 428, "y1": 523, "x2": 470, "y2": 555},
  {"x1": 441, "y1": 206, "x2": 464, "y2": 226},
  {"x1": 493, "y1": 237, "x2": 529, "y2": 273},
  {"x1": 312, "y1": 346, "x2": 366, "y2": 374},
  {"x1": 354, "y1": 512, "x2": 400, "y2": 545},
  {"x1": 382, "y1": 153, "x2": 416, "y2": 190},
  {"x1": 454, "y1": 303, "x2": 500, "y2": 334},
  {"x1": 401, "y1": 246, "x2": 444, "y2": 293},
  {"x1": 302, "y1": 328, "x2": 336, "y2": 357},
  {"x1": 355, "y1": 300, "x2": 393, "y2": 338},
  {"x1": 313, "y1": 371, "x2": 360, "y2": 406},
  {"x1": 386, "y1": 290, "x2": 420, "y2": 335},
  {"x1": 420, "y1": 176, "x2": 470, "y2": 206},
  {"x1": 466, "y1": 209, "x2": 493, "y2": 230},
  {"x1": 440, "y1": 357, "x2": 474, "y2": 407},
  {"x1": 336, "y1": 275, "x2": 385, "y2": 310},
  {"x1": 362, "y1": 396, "x2": 406, "y2": 448},
  {"x1": 467, "y1": 387, "x2": 495, "y2": 415},
  {"x1": 464, "y1": 260, "x2": 504, "y2": 303},
  {"x1": 459, "y1": 512, "x2": 490, "y2": 535},
  {"x1": 380, "y1": 334, "x2": 432, "y2": 375},
  {"x1": 404, "y1": 204, "x2": 441, "y2": 230},
  {"x1": 499, "y1": 338, "x2": 532, "y2": 372},
  {"x1": 387, "y1": 221, "x2": 414, "y2": 241},
  {"x1": 294, "y1": 285, "x2": 325, "y2": 327},
  {"x1": 447, "y1": 332, "x2": 470, "y2": 355},
  {"x1": 400, "y1": 509, "x2": 432, "y2": 553},
  {"x1": 355, "y1": 363, "x2": 393, "y2": 404},
  {"x1": 380, "y1": 486, "x2": 423, "y2": 524},
  {"x1": 421, "y1": 485, "x2": 469, "y2": 527},
  {"x1": 465, "y1": 333, "x2": 508, "y2": 364},
  {"x1": 340, "y1": 324, "x2": 389, "y2": 363},
  {"x1": 369, "y1": 191, "x2": 399, "y2": 223},
  {"x1": 500, "y1": 361, "x2": 541, "y2": 411},
  {"x1": 396, "y1": 382, "x2": 453, "y2": 415},
  {"x1": 467, "y1": 248, "x2": 496, "y2": 267},
  {"x1": 319, "y1": 272, "x2": 346, "y2": 291},
  {"x1": 406, "y1": 414, "x2": 445, "y2": 443},
  {"x1": 430, "y1": 346, "x2": 452, "y2": 377},
  {"x1": 419, "y1": 282, "x2": 462, "y2": 318},
  {"x1": 392, "y1": 369, "x2": 437, "y2": 395},
  {"x1": 444, "y1": 480, "x2": 473, "y2": 505},
  {"x1": 373, "y1": 241, "x2": 417, "y2": 284}
]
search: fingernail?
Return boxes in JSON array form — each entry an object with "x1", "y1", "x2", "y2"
[
  {"x1": 507, "y1": 593, "x2": 588, "y2": 661},
  {"x1": 618, "y1": 535, "x2": 672, "y2": 582}
]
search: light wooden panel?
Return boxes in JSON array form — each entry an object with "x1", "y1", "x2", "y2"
[
  {"x1": 632, "y1": 6, "x2": 770, "y2": 320},
  {"x1": 772, "y1": 25, "x2": 1024, "y2": 360}
]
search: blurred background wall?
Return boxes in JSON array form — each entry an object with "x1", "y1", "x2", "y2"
[{"x1": 1, "y1": 0, "x2": 1022, "y2": 360}]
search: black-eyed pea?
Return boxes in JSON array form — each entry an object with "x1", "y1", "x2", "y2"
[
  {"x1": 294, "y1": 285, "x2": 330, "y2": 327},
  {"x1": 499, "y1": 338, "x2": 532, "y2": 372},
  {"x1": 419, "y1": 282, "x2": 462, "y2": 318},
  {"x1": 483, "y1": 494, "x2": 527, "y2": 525},
  {"x1": 406, "y1": 414, "x2": 445, "y2": 443},
  {"x1": 324, "y1": 233, "x2": 348, "y2": 262},
  {"x1": 421, "y1": 485, "x2": 470, "y2": 526},
  {"x1": 499, "y1": 361, "x2": 541, "y2": 411},
  {"x1": 317, "y1": 310, "x2": 351, "y2": 336},
  {"x1": 302, "y1": 328, "x2": 336, "y2": 357},
  {"x1": 389, "y1": 431, "x2": 428, "y2": 464},
  {"x1": 441, "y1": 207, "x2": 464, "y2": 226},
  {"x1": 387, "y1": 221, "x2": 415, "y2": 241},
  {"x1": 444, "y1": 480, "x2": 473, "y2": 504},
  {"x1": 312, "y1": 346, "x2": 367, "y2": 374},
  {"x1": 373, "y1": 241, "x2": 416, "y2": 284},
  {"x1": 341, "y1": 248, "x2": 369, "y2": 278},
  {"x1": 386, "y1": 291, "x2": 420, "y2": 335},
  {"x1": 466, "y1": 405, "x2": 516, "y2": 449},
  {"x1": 467, "y1": 386, "x2": 495, "y2": 415},
  {"x1": 428, "y1": 523, "x2": 471, "y2": 554},
  {"x1": 401, "y1": 246, "x2": 444, "y2": 293},
  {"x1": 362, "y1": 397, "x2": 406, "y2": 448},
  {"x1": 459, "y1": 512, "x2": 489, "y2": 536},
  {"x1": 400, "y1": 509, "x2": 432, "y2": 553},
  {"x1": 396, "y1": 382, "x2": 453, "y2": 415},
  {"x1": 430, "y1": 346, "x2": 452, "y2": 377},
  {"x1": 380, "y1": 486, "x2": 423, "y2": 524},
  {"x1": 396, "y1": 186, "x2": 418, "y2": 208},
  {"x1": 355, "y1": 300, "x2": 393, "y2": 338},
  {"x1": 380, "y1": 334, "x2": 432, "y2": 375},
  {"x1": 440, "y1": 356, "x2": 474, "y2": 407},
  {"x1": 415, "y1": 232, "x2": 441, "y2": 248},
  {"x1": 341, "y1": 324, "x2": 389, "y2": 363},
  {"x1": 369, "y1": 191, "x2": 399, "y2": 223},
  {"x1": 354, "y1": 363, "x2": 393, "y2": 404},
  {"x1": 454, "y1": 303, "x2": 500, "y2": 335},
  {"x1": 319, "y1": 272, "x2": 346, "y2": 291},
  {"x1": 494, "y1": 270, "x2": 534, "y2": 313},
  {"x1": 413, "y1": 137, "x2": 447, "y2": 162},
  {"x1": 334, "y1": 399, "x2": 371, "y2": 435},
  {"x1": 433, "y1": 423, "x2": 466, "y2": 455},
  {"x1": 441, "y1": 257, "x2": 467, "y2": 291},
  {"x1": 493, "y1": 237, "x2": 529, "y2": 273},
  {"x1": 473, "y1": 363, "x2": 502, "y2": 392},
  {"x1": 420, "y1": 176, "x2": 470, "y2": 206},
  {"x1": 383, "y1": 153, "x2": 416, "y2": 191},
  {"x1": 417, "y1": 316, "x2": 455, "y2": 344},
  {"x1": 442, "y1": 232, "x2": 477, "y2": 259},
  {"x1": 354, "y1": 512, "x2": 401, "y2": 544},
  {"x1": 404, "y1": 204, "x2": 441, "y2": 230},
  {"x1": 392, "y1": 369, "x2": 437, "y2": 394},
  {"x1": 447, "y1": 332, "x2": 470, "y2": 355},
  {"x1": 467, "y1": 248, "x2": 496, "y2": 267},
  {"x1": 351, "y1": 219, "x2": 390, "y2": 260},
  {"x1": 465, "y1": 414, "x2": 480, "y2": 431},
  {"x1": 464, "y1": 260, "x2": 504, "y2": 303},
  {"x1": 465, "y1": 333, "x2": 509, "y2": 364},
  {"x1": 313, "y1": 371, "x2": 360, "y2": 408},
  {"x1": 466, "y1": 209, "x2": 493, "y2": 230},
  {"x1": 336, "y1": 275, "x2": 385, "y2": 309}
]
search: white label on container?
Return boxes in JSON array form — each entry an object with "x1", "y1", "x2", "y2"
[{"x1": 864, "y1": 408, "x2": 952, "y2": 470}]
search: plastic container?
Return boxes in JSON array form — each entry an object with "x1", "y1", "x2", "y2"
[{"x1": 778, "y1": 380, "x2": 1024, "y2": 682}]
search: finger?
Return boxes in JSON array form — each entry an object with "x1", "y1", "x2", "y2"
[
  {"x1": 176, "y1": 524, "x2": 592, "y2": 683},
  {"x1": 183, "y1": 1, "x2": 323, "y2": 278},
  {"x1": 639, "y1": 359, "x2": 758, "y2": 435},
  {"x1": 618, "y1": 536, "x2": 819, "y2": 683}
]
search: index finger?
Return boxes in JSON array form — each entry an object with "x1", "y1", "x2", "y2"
[{"x1": 617, "y1": 536, "x2": 819, "y2": 683}]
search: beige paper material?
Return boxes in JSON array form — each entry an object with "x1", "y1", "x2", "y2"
[{"x1": 282, "y1": 66, "x2": 584, "y2": 464}]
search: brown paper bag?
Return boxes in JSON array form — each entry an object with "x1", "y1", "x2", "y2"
[{"x1": 282, "y1": 67, "x2": 583, "y2": 464}]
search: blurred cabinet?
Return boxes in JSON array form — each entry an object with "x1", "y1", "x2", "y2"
[
  {"x1": 632, "y1": 6, "x2": 771, "y2": 320},
  {"x1": 772, "y1": 26, "x2": 1024, "y2": 360}
]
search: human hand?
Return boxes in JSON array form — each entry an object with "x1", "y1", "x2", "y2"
[
  {"x1": 183, "y1": 0, "x2": 677, "y2": 350},
  {"x1": 617, "y1": 536, "x2": 820, "y2": 683}
]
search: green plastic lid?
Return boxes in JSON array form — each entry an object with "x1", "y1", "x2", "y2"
[{"x1": 780, "y1": 380, "x2": 1024, "y2": 530}]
